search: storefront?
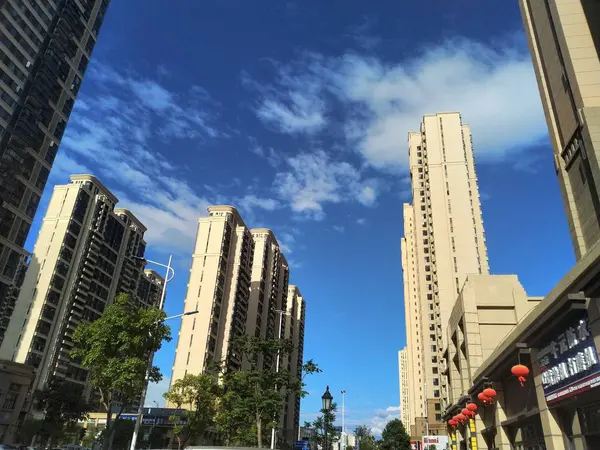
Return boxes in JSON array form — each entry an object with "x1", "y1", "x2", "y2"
[{"x1": 443, "y1": 241, "x2": 600, "y2": 449}]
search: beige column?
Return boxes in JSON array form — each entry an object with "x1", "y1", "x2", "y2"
[
  {"x1": 490, "y1": 388, "x2": 511, "y2": 450},
  {"x1": 530, "y1": 348, "x2": 565, "y2": 449}
]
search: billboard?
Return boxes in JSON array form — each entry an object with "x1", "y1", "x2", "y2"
[
  {"x1": 422, "y1": 435, "x2": 448, "y2": 449},
  {"x1": 537, "y1": 315, "x2": 600, "y2": 404}
]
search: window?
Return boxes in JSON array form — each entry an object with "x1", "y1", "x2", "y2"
[{"x1": 3, "y1": 391, "x2": 18, "y2": 410}]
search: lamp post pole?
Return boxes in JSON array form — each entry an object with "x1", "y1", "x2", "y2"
[
  {"x1": 321, "y1": 386, "x2": 333, "y2": 450},
  {"x1": 129, "y1": 256, "x2": 175, "y2": 450},
  {"x1": 341, "y1": 390, "x2": 346, "y2": 450},
  {"x1": 270, "y1": 309, "x2": 289, "y2": 450}
]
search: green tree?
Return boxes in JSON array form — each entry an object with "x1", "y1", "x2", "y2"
[
  {"x1": 163, "y1": 373, "x2": 222, "y2": 449},
  {"x1": 380, "y1": 419, "x2": 410, "y2": 450},
  {"x1": 27, "y1": 378, "x2": 91, "y2": 447},
  {"x1": 354, "y1": 426, "x2": 378, "y2": 450},
  {"x1": 217, "y1": 335, "x2": 320, "y2": 448},
  {"x1": 311, "y1": 403, "x2": 339, "y2": 450},
  {"x1": 71, "y1": 294, "x2": 171, "y2": 450}
]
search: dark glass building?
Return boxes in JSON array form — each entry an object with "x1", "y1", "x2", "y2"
[{"x1": 0, "y1": 0, "x2": 111, "y2": 333}]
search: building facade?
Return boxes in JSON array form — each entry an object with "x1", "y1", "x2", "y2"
[
  {"x1": 0, "y1": 174, "x2": 161, "y2": 401},
  {"x1": 401, "y1": 112, "x2": 489, "y2": 437},
  {"x1": 0, "y1": 359, "x2": 35, "y2": 444},
  {"x1": 169, "y1": 207, "x2": 304, "y2": 447},
  {"x1": 282, "y1": 285, "x2": 306, "y2": 444},
  {"x1": 169, "y1": 206, "x2": 254, "y2": 382},
  {"x1": 518, "y1": 0, "x2": 600, "y2": 261},
  {"x1": 0, "y1": 0, "x2": 111, "y2": 325},
  {"x1": 398, "y1": 347, "x2": 410, "y2": 428}
]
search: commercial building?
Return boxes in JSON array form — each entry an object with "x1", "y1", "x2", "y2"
[
  {"x1": 0, "y1": 0, "x2": 112, "y2": 330},
  {"x1": 0, "y1": 360, "x2": 35, "y2": 444},
  {"x1": 398, "y1": 347, "x2": 410, "y2": 427},
  {"x1": 440, "y1": 275, "x2": 541, "y2": 448},
  {"x1": 169, "y1": 206, "x2": 305, "y2": 446},
  {"x1": 441, "y1": 241, "x2": 600, "y2": 449},
  {"x1": 0, "y1": 174, "x2": 161, "y2": 402},
  {"x1": 518, "y1": 0, "x2": 600, "y2": 261},
  {"x1": 401, "y1": 112, "x2": 489, "y2": 438}
]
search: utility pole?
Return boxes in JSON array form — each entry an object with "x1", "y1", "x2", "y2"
[{"x1": 341, "y1": 390, "x2": 346, "y2": 450}]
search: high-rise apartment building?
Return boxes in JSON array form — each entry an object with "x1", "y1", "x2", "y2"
[
  {"x1": 0, "y1": 0, "x2": 111, "y2": 324},
  {"x1": 170, "y1": 206, "x2": 254, "y2": 380},
  {"x1": 401, "y1": 112, "x2": 489, "y2": 437},
  {"x1": 169, "y1": 207, "x2": 305, "y2": 447},
  {"x1": 0, "y1": 174, "x2": 160, "y2": 400},
  {"x1": 518, "y1": 0, "x2": 600, "y2": 261},
  {"x1": 246, "y1": 229, "x2": 290, "y2": 371},
  {"x1": 398, "y1": 348, "x2": 410, "y2": 428},
  {"x1": 282, "y1": 285, "x2": 305, "y2": 444}
]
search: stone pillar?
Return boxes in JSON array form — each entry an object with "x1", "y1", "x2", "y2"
[
  {"x1": 468, "y1": 418, "x2": 477, "y2": 450},
  {"x1": 530, "y1": 348, "x2": 566, "y2": 449},
  {"x1": 491, "y1": 388, "x2": 511, "y2": 450}
]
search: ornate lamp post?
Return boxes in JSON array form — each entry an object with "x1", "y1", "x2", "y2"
[{"x1": 322, "y1": 386, "x2": 333, "y2": 450}]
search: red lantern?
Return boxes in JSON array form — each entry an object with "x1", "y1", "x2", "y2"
[
  {"x1": 456, "y1": 413, "x2": 466, "y2": 422},
  {"x1": 448, "y1": 419, "x2": 457, "y2": 427},
  {"x1": 477, "y1": 392, "x2": 489, "y2": 403},
  {"x1": 511, "y1": 364, "x2": 530, "y2": 387},
  {"x1": 483, "y1": 388, "x2": 497, "y2": 398},
  {"x1": 462, "y1": 408, "x2": 474, "y2": 417},
  {"x1": 466, "y1": 403, "x2": 478, "y2": 412}
]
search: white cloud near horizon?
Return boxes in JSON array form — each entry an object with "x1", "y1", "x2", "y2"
[
  {"x1": 248, "y1": 33, "x2": 548, "y2": 172},
  {"x1": 144, "y1": 377, "x2": 170, "y2": 408}
]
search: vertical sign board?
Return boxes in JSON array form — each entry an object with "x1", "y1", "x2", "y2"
[{"x1": 537, "y1": 314, "x2": 600, "y2": 404}]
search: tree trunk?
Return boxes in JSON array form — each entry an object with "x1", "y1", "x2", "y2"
[
  {"x1": 256, "y1": 414, "x2": 263, "y2": 448},
  {"x1": 103, "y1": 406, "x2": 113, "y2": 450}
]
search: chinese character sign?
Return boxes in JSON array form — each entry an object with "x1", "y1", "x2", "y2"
[{"x1": 537, "y1": 315, "x2": 600, "y2": 403}]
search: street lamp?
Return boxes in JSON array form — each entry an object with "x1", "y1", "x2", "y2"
[
  {"x1": 270, "y1": 308, "x2": 291, "y2": 450},
  {"x1": 129, "y1": 255, "x2": 176, "y2": 450},
  {"x1": 322, "y1": 386, "x2": 333, "y2": 450},
  {"x1": 131, "y1": 255, "x2": 175, "y2": 310},
  {"x1": 341, "y1": 390, "x2": 346, "y2": 450}
]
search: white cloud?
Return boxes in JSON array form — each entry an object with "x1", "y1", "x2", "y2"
[
  {"x1": 57, "y1": 61, "x2": 223, "y2": 255},
  {"x1": 370, "y1": 406, "x2": 400, "y2": 437},
  {"x1": 249, "y1": 63, "x2": 327, "y2": 135},
  {"x1": 238, "y1": 194, "x2": 279, "y2": 213},
  {"x1": 144, "y1": 377, "x2": 171, "y2": 407},
  {"x1": 333, "y1": 225, "x2": 345, "y2": 233},
  {"x1": 273, "y1": 150, "x2": 380, "y2": 219},
  {"x1": 356, "y1": 218, "x2": 367, "y2": 225},
  {"x1": 278, "y1": 232, "x2": 296, "y2": 255},
  {"x1": 248, "y1": 34, "x2": 547, "y2": 172}
]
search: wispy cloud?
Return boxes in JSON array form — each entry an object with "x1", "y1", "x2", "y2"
[
  {"x1": 56, "y1": 60, "x2": 225, "y2": 254},
  {"x1": 246, "y1": 33, "x2": 547, "y2": 172},
  {"x1": 333, "y1": 225, "x2": 345, "y2": 233},
  {"x1": 273, "y1": 150, "x2": 380, "y2": 220},
  {"x1": 356, "y1": 218, "x2": 367, "y2": 225}
]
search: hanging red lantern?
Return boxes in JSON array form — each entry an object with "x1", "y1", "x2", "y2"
[
  {"x1": 511, "y1": 364, "x2": 530, "y2": 387},
  {"x1": 462, "y1": 408, "x2": 474, "y2": 418},
  {"x1": 477, "y1": 392, "x2": 489, "y2": 403},
  {"x1": 483, "y1": 388, "x2": 497, "y2": 398},
  {"x1": 466, "y1": 403, "x2": 478, "y2": 412},
  {"x1": 456, "y1": 413, "x2": 466, "y2": 422},
  {"x1": 448, "y1": 419, "x2": 457, "y2": 427}
]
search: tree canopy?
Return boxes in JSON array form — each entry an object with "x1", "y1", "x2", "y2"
[
  {"x1": 380, "y1": 419, "x2": 410, "y2": 450},
  {"x1": 71, "y1": 293, "x2": 171, "y2": 450},
  {"x1": 164, "y1": 373, "x2": 222, "y2": 449},
  {"x1": 354, "y1": 425, "x2": 378, "y2": 450}
]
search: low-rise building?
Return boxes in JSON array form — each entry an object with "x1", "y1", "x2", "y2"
[
  {"x1": 443, "y1": 241, "x2": 600, "y2": 448},
  {"x1": 0, "y1": 360, "x2": 35, "y2": 444}
]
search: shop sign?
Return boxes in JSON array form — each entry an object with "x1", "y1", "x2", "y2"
[
  {"x1": 537, "y1": 315, "x2": 600, "y2": 404},
  {"x1": 410, "y1": 442, "x2": 421, "y2": 450},
  {"x1": 422, "y1": 435, "x2": 448, "y2": 449}
]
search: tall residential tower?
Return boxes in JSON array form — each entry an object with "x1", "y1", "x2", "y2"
[
  {"x1": 0, "y1": 175, "x2": 160, "y2": 400},
  {"x1": 518, "y1": 0, "x2": 600, "y2": 260},
  {"x1": 401, "y1": 112, "x2": 489, "y2": 437},
  {"x1": 398, "y1": 348, "x2": 410, "y2": 428},
  {"x1": 0, "y1": 0, "x2": 111, "y2": 326},
  {"x1": 169, "y1": 206, "x2": 305, "y2": 447}
]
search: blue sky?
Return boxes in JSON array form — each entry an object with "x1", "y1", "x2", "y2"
[{"x1": 24, "y1": 0, "x2": 577, "y2": 435}]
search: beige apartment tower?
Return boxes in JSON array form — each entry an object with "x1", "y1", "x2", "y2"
[
  {"x1": 169, "y1": 206, "x2": 304, "y2": 445},
  {"x1": 0, "y1": 175, "x2": 161, "y2": 400},
  {"x1": 398, "y1": 348, "x2": 410, "y2": 428},
  {"x1": 518, "y1": 0, "x2": 600, "y2": 260},
  {"x1": 401, "y1": 112, "x2": 489, "y2": 437}
]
